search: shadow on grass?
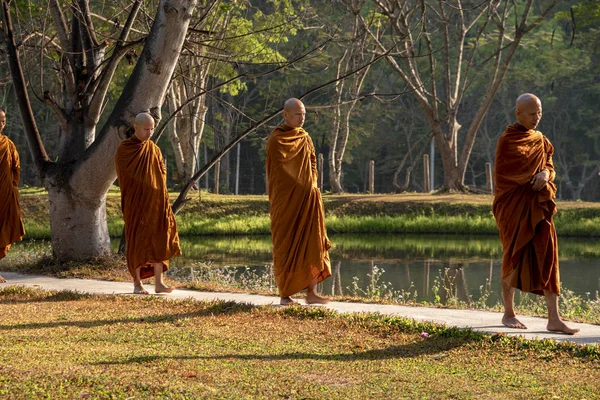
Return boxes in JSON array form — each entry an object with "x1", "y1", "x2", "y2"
[
  {"x1": 0, "y1": 300, "x2": 254, "y2": 331},
  {"x1": 94, "y1": 335, "x2": 471, "y2": 365}
]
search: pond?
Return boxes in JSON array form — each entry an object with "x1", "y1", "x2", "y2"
[
  {"x1": 165, "y1": 234, "x2": 600, "y2": 305},
  {"x1": 5, "y1": 234, "x2": 600, "y2": 306}
]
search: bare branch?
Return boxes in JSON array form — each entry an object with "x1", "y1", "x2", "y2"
[
  {"x1": 87, "y1": 0, "x2": 142, "y2": 124},
  {"x1": 0, "y1": 0, "x2": 51, "y2": 175}
]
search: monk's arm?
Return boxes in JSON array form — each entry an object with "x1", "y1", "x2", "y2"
[
  {"x1": 11, "y1": 143, "x2": 21, "y2": 187},
  {"x1": 309, "y1": 138, "x2": 318, "y2": 185},
  {"x1": 543, "y1": 137, "x2": 556, "y2": 182}
]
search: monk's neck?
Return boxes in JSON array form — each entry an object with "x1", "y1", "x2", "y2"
[
  {"x1": 281, "y1": 124, "x2": 303, "y2": 131},
  {"x1": 514, "y1": 122, "x2": 530, "y2": 131}
]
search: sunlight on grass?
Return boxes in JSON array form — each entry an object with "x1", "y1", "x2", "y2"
[{"x1": 0, "y1": 288, "x2": 598, "y2": 399}]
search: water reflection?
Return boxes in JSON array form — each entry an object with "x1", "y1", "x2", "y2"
[
  {"x1": 4, "y1": 234, "x2": 599, "y2": 305},
  {"x1": 167, "y1": 234, "x2": 600, "y2": 305}
]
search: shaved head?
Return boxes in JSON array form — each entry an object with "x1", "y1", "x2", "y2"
[
  {"x1": 0, "y1": 108, "x2": 5, "y2": 134},
  {"x1": 515, "y1": 93, "x2": 542, "y2": 130},
  {"x1": 516, "y1": 93, "x2": 541, "y2": 111},
  {"x1": 283, "y1": 98, "x2": 306, "y2": 128},
  {"x1": 133, "y1": 112, "x2": 155, "y2": 141},
  {"x1": 135, "y1": 112, "x2": 154, "y2": 126}
]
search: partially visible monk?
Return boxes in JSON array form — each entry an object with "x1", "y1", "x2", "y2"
[
  {"x1": 115, "y1": 112, "x2": 181, "y2": 294},
  {"x1": 493, "y1": 93, "x2": 579, "y2": 335},
  {"x1": 266, "y1": 98, "x2": 331, "y2": 305},
  {"x1": 0, "y1": 108, "x2": 25, "y2": 283}
]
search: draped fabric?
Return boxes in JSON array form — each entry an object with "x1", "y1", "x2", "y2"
[
  {"x1": 493, "y1": 123, "x2": 560, "y2": 295},
  {"x1": 266, "y1": 124, "x2": 331, "y2": 298},
  {"x1": 0, "y1": 134, "x2": 25, "y2": 260},
  {"x1": 115, "y1": 136, "x2": 181, "y2": 279}
]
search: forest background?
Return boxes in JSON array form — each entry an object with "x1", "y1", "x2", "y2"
[{"x1": 1, "y1": 0, "x2": 598, "y2": 202}]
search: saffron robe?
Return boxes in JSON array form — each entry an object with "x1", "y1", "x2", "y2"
[
  {"x1": 115, "y1": 136, "x2": 181, "y2": 279},
  {"x1": 493, "y1": 123, "x2": 560, "y2": 295},
  {"x1": 0, "y1": 133, "x2": 25, "y2": 260},
  {"x1": 266, "y1": 124, "x2": 331, "y2": 298}
]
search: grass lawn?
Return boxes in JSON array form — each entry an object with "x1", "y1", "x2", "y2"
[
  {"x1": 17, "y1": 188, "x2": 600, "y2": 237},
  {"x1": 0, "y1": 286, "x2": 599, "y2": 399}
]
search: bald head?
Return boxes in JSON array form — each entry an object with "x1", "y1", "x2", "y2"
[
  {"x1": 283, "y1": 98, "x2": 305, "y2": 128},
  {"x1": 133, "y1": 112, "x2": 155, "y2": 141},
  {"x1": 0, "y1": 109, "x2": 6, "y2": 134},
  {"x1": 515, "y1": 93, "x2": 542, "y2": 130}
]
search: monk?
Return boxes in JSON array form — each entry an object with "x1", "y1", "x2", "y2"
[
  {"x1": 493, "y1": 93, "x2": 579, "y2": 335},
  {"x1": 115, "y1": 112, "x2": 181, "y2": 294},
  {"x1": 0, "y1": 108, "x2": 25, "y2": 283},
  {"x1": 266, "y1": 98, "x2": 331, "y2": 305}
]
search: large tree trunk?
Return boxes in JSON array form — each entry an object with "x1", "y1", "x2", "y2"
[{"x1": 48, "y1": 186, "x2": 111, "y2": 258}]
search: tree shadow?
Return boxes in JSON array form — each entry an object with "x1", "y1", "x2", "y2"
[
  {"x1": 94, "y1": 335, "x2": 472, "y2": 365},
  {"x1": 0, "y1": 301, "x2": 254, "y2": 331},
  {"x1": 0, "y1": 289, "x2": 94, "y2": 304}
]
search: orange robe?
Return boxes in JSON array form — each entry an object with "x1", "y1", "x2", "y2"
[
  {"x1": 493, "y1": 123, "x2": 559, "y2": 295},
  {"x1": 115, "y1": 136, "x2": 181, "y2": 279},
  {"x1": 0, "y1": 133, "x2": 25, "y2": 260},
  {"x1": 266, "y1": 124, "x2": 331, "y2": 298}
]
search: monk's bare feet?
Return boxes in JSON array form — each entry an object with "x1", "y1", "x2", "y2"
[
  {"x1": 0, "y1": 275, "x2": 6, "y2": 283},
  {"x1": 502, "y1": 315, "x2": 527, "y2": 329},
  {"x1": 547, "y1": 320, "x2": 580, "y2": 335},
  {"x1": 306, "y1": 292, "x2": 329, "y2": 305},
  {"x1": 154, "y1": 284, "x2": 174, "y2": 294},
  {"x1": 280, "y1": 297, "x2": 298, "y2": 306},
  {"x1": 133, "y1": 284, "x2": 149, "y2": 295}
]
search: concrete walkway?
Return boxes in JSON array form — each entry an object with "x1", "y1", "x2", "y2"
[{"x1": 1, "y1": 271, "x2": 599, "y2": 346}]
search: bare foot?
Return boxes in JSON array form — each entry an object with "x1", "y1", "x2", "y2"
[
  {"x1": 280, "y1": 297, "x2": 298, "y2": 306},
  {"x1": 154, "y1": 284, "x2": 174, "y2": 294},
  {"x1": 547, "y1": 320, "x2": 580, "y2": 335},
  {"x1": 0, "y1": 275, "x2": 6, "y2": 283},
  {"x1": 306, "y1": 292, "x2": 330, "y2": 305},
  {"x1": 133, "y1": 284, "x2": 149, "y2": 295},
  {"x1": 502, "y1": 315, "x2": 527, "y2": 329}
]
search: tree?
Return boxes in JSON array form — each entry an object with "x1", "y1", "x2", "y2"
[
  {"x1": 0, "y1": 0, "x2": 198, "y2": 259},
  {"x1": 364, "y1": 0, "x2": 558, "y2": 191},
  {"x1": 327, "y1": 1, "x2": 377, "y2": 193}
]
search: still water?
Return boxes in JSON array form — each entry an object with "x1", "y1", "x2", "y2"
[
  {"x1": 165, "y1": 234, "x2": 600, "y2": 305},
  {"x1": 6, "y1": 234, "x2": 599, "y2": 305}
]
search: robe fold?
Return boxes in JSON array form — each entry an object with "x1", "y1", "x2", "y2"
[
  {"x1": 0, "y1": 134, "x2": 25, "y2": 260},
  {"x1": 493, "y1": 123, "x2": 560, "y2": 295},
  {"x1": 266, "y1": 124, "x2": 331, "y2": 298},
  {"x1": 115, "y1": 136, "x2": 181, "y2": 279}
]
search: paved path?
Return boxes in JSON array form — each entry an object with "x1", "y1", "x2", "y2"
[{"x1": 1, "y1": 271, "x2": 598, "y2": 346}]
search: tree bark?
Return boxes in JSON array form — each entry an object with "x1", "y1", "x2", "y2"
[{"x1": 48, "y1": 187, "x2": 112, "y2": 259}]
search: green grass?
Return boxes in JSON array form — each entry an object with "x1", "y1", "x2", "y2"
[
  {"x1": 0, "y1": 286, "x2": 599, "y2": 399},
  {"x1": 19, "y1": 189, "x2": 600, "y2": 238}
]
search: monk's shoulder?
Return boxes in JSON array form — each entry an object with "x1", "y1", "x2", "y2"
[
  {"x1": 115, "y1": 139, "x2": 129, "y2": 157},
  {"x1": 3, "y1": 135, "x2": 17, "y2": 150},
  {"x1": 266, "y1": 128, "x2": 283, "y2": 147},
  {"x1": 540, "y1": 133, "x2": 555, "y2": 154}
]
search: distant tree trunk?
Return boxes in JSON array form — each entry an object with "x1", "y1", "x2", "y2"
[{"x1": 329, "y1": 3, "x2": 375, "y2": 194}]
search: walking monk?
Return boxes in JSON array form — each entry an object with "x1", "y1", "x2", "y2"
[
  {"x1": 493, "y1": 93, "x2": 578, "y2": 334},
  {"x1": 266, "y1": 98, "x2": 331, "y2": 305},
  {"x1": 116, "y1": 112, "x2": 181, "y2": 294},
  {"x1": 0, "y1": 108, "x2": 25, "y2": 283}
]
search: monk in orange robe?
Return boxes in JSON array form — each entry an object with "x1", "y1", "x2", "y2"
[
  {"x1": 0, "y1": 108, "x2": 25, "y2": 283},
  {"x1": 266, "y1": 98, "x2": 331, "y2": 305},
  {"x1": 493, "y1": 93, "x2": 578, "y2": 334},
  {"x1": 115, "y1": 112, "x2": 181, "y2": 294}
]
